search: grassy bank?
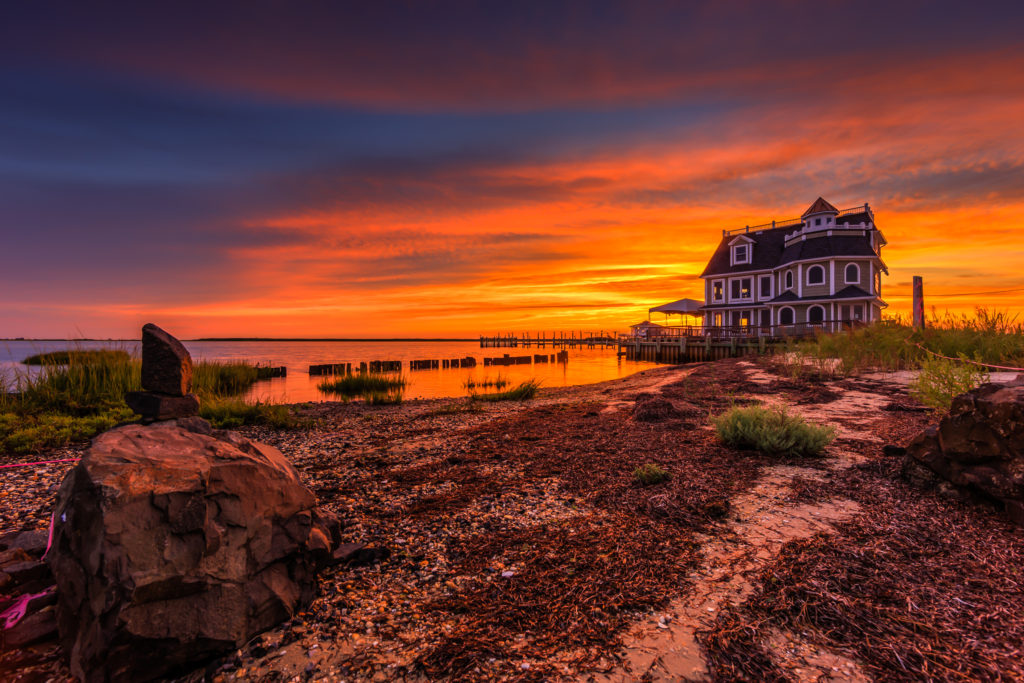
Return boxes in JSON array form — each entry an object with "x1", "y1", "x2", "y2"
[
  {"x1": 794, "y1": 309, "x2": 1024, "y2": 375},
  {"x1": 1, "y1": 351, "x2": 294, "y2": 454},
  {"x1": 788, "y1": 309, "x2": 1023, "y2": 410}
]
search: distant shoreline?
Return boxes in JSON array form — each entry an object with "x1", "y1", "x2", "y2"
[{"x1": 1, "y1": 338, "x2": 479, "y2": 343}]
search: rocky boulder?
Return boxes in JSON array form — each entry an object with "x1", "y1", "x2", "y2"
[
  {"x1": 903, "y1": 375, "x2": 1024, "y2": 525},
  {"x1": 47, "y1": 419, "x2": 341, "y2": 682},
  {"x1": 140, "y1": 322, "x2": 192, "y2": 396}
]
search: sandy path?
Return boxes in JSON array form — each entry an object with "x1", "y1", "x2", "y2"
[{"x1": 591, "y1": 361, "x2": 886, "y2": 682}]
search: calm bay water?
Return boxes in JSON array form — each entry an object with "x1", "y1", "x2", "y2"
[{"x1": 0, "y1": 340, "x2": 656, "y2": 402}]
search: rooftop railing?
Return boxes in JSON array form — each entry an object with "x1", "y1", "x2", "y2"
[{"x1": 723, "y1": 203, "x2": 873, "y2": 236}]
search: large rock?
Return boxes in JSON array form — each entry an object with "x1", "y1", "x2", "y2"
[
  {"x1": 47, "y1": 420, "x2": 340, "y2": 682},
  {"x1": 140, "y1": 323, "x2": 192, "y2": 396},
  {"x1": 124, "y1": 391, "x2": 200, "y2": 421},
  {"x1": 904, "y1": 376, "x2": 1024, "y2": 524}
]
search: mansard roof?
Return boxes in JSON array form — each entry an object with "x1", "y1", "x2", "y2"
[
  {"x1": 700, "y1": 207, "x2": 880, "y2": 278},
  {"x1": 699, "y1": 229, "x2": 788, "y2": 277},
  {"x1": 778, "y1": 235, "x2": 876, "y2": 265},
  {"x1": 801, "y1": 196, "x2": 839, "y2": 217}
]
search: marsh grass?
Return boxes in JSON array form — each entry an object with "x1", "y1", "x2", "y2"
[
  {"x1": 0, "y1": 348, "x2": 286, "y2": 453},
  {"x1": 317, "y1": 372, "x2": 407, "y2": 397},
  {"x1": 463, "y1": 375, "x2": 509, "y2": 391},
  {"x1": 786, "y1": 309, "x2": 1024, "y2": 377},
  {"x1": 469, "y1": 379, "x2": 541, "y2": 402},
  {"x1": 910, "y1": 354, "x2": 990, "y2": 412},
  {"x1": 714, "y1": 405, "x2": 835, "y2": 457},
  {"x1": 22, "y1": 349, "x2": 131, "y2": 366},
  {"x1": 200, "y1": 397, "x2": 302, "y2": 430}
]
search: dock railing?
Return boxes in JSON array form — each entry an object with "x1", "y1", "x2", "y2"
[{"x1": 619, "y1": 320, "x2": 866, "y2": 341}]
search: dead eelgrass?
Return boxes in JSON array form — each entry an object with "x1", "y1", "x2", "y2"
[
  {"x1": 709, "y1": 458, "x2": 1024, "y2": 682},
  {"x1": 415, "y1": 512, "x2": 701, "y2": 678},
  {"x1": 697, "y1": 608, "x2": 795, "y2": 683}
]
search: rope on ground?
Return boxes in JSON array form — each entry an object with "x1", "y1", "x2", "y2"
[{"x1": 904, "y1": 337, "x2": 1024, "y2": 373}]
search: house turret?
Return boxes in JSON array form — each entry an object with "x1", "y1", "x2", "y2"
[{"x1": 800, "y1": 196, "x2": 839, "y2": 232}]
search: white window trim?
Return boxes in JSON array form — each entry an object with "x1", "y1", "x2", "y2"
[
  {"x1": 784, "y1": 270, "x2": 794, "y2": 290},
  {"x1": 808, "y1": 304, "x2": 827, "y2": 324},
  {"x1": 758, "y1": 274, "x2": 773, "y2": 301},
  {"x1": 806, "y1": 264, "x2": 825, "y2": 286},
  {"x1": 711, "y1": 278, "x2": 725, "y2": 303},
  {"x1": 845, "y1": 262, "x2": 861, "y2": 285},
  {"x1": 728, "y1": 276, "x2": 754, "y2": 303},
  {"x1": 731, "y1": 244, "x2": 752, "y2": 266}
]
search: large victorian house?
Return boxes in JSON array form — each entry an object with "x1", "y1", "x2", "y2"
[{"x1": 700, "y1": 198, "x2": 887, "y2": 331}]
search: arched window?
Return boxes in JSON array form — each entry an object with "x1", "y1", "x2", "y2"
[
  {"x1": 806, "y1": 265, "x2": 825, "y2": 285},
  {"x1": 845, "y1": 263, "x2": 860, "y2": 285},
  {"x1": 808, "y1": 305, "x2": 825, "y2": 324},
  {"x1": 785, "y1": 271, "x2": 794, "y2": 289},
  {"x1": 779, "y1": 307, "x2": 795, "y2": 325}
]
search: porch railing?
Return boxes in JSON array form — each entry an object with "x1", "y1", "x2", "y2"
[{"x1": 621, "y1": 320, "x2": 866, "y2": 341}]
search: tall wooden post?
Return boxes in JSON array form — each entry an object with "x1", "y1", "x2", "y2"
[{"x1": 912, "y1": 276, "x2": 925, "y2": 329}]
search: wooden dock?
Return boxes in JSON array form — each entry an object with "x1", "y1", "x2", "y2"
[
  {"x1": 617, "y1": 322, "x2": 856, "y2": 363},
  {"x1": 480, "y1": 332, "x2": 617, "y2": 348}
]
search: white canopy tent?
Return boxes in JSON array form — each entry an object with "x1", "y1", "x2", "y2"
[{"x1": 648, "y1": 298, "x2": 704, "y2": 325}]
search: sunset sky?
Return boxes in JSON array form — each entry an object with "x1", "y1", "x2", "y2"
[{"x1": 2, "y1": 1, "x2": 1023, "y2": 338}]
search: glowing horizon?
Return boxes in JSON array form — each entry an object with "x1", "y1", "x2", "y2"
[{"x1": 2, "y1": 2, "x2": 1023, "y2": 339}]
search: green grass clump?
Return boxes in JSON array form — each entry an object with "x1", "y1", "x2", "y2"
[
  {"x1": 199, "y1": 397, "x2": 302, "y2": 430},
  {"x1": 714, "y1": 405, "x2": 835, "y2": 457},
  {"x1": 910, "y1": 354, "x2": 990, "y2": 412},
  {"x1": 469, "y1": 379, "x2": 540, "y2": 402},
  {"x1": 318, "y1": 372, "x2": 407, "y2": 398},
  {"x1": 463, "y1": 375, "x2": 509, "y2": 391},
  {"x1": 633, "y1": 463, "x2": 671, "y2": 486},
  {"x1": 22, "y1": 349, "x2": 131, "y2": 366}
]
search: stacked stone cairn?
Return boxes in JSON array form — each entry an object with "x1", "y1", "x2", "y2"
[
  {"x1": 124, "y1": 323, "x2": 200, "y2": 421},
  {"x1": 41, "y1": 324, "x2": 359, "y2": 682}
]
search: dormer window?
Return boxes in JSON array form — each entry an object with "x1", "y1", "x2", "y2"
[{"x1": 731, "y1": 243, "x2": 751, "y2": 266}]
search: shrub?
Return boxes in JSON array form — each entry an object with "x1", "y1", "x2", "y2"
[
  {"x1": 633, "y1": 463, "x2": 671, "y2": 486},
  {"x1": 714, "y1": 406, "x2": 835, "y2": 457},
  {"x1": 910, "y1": 354, "x2": 990, "y2": 412},
  {"x1": 470, "y1": 379, "x2": 540, "y2": 402}
]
